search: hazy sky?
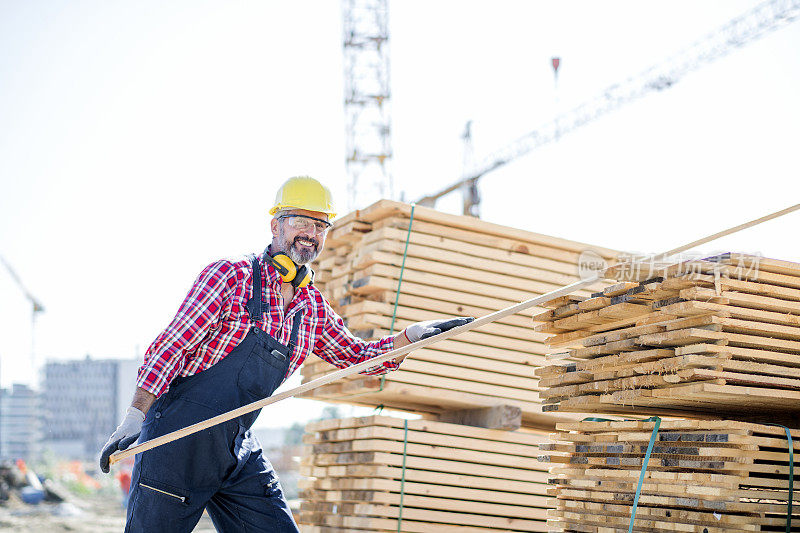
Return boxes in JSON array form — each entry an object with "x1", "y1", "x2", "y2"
[{"x1": 1, "y1": 1, "x2": 798, "y2": 426}]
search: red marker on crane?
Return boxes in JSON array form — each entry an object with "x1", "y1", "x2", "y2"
[
  {"x1": 552, "y1": 57, "x2": 561, "y2": 138},
  {"x1": 552, "y1": 57, "x2": 560, "y2": 87}
]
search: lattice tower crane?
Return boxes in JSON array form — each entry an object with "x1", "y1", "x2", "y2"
[
  {"x1": 418, "y1": 0, "x2": 800, "y2": 215},
  {"x1": 0, "y1": 255, "x2": 45, "y2": 363},
  {"x1": 342, "y1": 0, "x2": 393, "y2": 211}
]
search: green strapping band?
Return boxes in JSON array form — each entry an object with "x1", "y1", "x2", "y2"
[
  {"x1": 337, "y1": 204, "x2": 415, "y2": 400},
  {"x1": 628, "y1": 416, "x2": 661, "y2": 533},
  {"x1": 782, "y1": 426, "x2": 794, "y2": 533},
  {"x1": 582, "y1": 417, "x2": 793, "y2": 531},
  {"x1": 390, "y1": 209, "x2": 414, "y2": 532},
  {"x1": 383, "y1": 203, "x2": 415, "y2": 397},
  {"x1": 397, "y1": 419, "x2": 409, "y2": 532},
  {"x1": 768, "y1": 424, "x2": 794, "y2": 532},
  {"x1": 389, "y1": 203, "x2": 415, "y2": 335}
]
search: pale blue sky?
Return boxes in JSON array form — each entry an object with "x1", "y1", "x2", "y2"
[{"x1": 1, "y1": 1, "x2": 798, "y2": 425}]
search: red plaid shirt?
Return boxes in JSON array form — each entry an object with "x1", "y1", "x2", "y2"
[{"x1": 137, "y1": 253, "x2": 398, "y2": 398}]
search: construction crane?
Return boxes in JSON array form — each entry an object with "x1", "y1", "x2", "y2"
[
  {"x1": 0, "y1": 254, "x2": 45, "y2": 361},
  {"x1": 459, "y1": 120, "x2": 480, "y2": 217},
  {"x1": 342, "y1": 0, "x2": 393, "y2": 211},
  {"x1": 418, "y1": 0, "x2": 800, "y2": 215}
]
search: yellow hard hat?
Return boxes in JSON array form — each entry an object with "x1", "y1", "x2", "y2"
[{"x1": 269, "y1": 176, "x2": 336, "y2": 219}]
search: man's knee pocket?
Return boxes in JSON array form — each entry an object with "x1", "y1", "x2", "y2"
[{"x1": 126, "y1": 478, "x2": 201, "y2": 533}]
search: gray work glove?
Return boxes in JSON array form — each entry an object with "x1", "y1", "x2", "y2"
[
  {"x1": 403, "y1": 317, "x2": 474, "y2": 343},
  {"x1": 100, "y1": 406, "x2": 145, "y2": 473}
]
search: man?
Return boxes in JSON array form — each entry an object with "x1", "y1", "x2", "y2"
[{"x1": 100, "y1": 176, "x2": 472, "y2": 532}]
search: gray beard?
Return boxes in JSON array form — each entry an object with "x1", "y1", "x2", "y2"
[
  {"x1": 287, "y1": 243, "x2": 317, "y2": 265},
  {"x1": 276, "y1": 228, "x2": 319, "y2": 265}
]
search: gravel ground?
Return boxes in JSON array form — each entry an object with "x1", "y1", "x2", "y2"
[{"x1": 0, "y1": 492, "x2": 217, "y2": 532}]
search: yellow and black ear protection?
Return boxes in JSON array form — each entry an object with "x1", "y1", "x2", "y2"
[{"x1": 268, "y1": 252, "x2": 314, "y2": 288}]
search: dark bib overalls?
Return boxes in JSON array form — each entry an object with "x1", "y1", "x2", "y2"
[{"x1": 125, "y1": 256, "x2": 302, "y2": 532}]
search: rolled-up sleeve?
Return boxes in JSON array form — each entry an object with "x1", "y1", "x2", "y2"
[{"x1": 313, "y1": 298, "x2": 399, "y2": 375}]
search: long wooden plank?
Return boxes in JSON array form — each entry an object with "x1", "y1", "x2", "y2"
[
  {"x1": 301, "y1": 490, "x2": 550, "y2": 520},
  {"x1": 306, "y1": 426, "x2": 541, "y2": 457},
  {"x1": 305, "y1": 448, "x2": 551, "y2": 483},
  {"x1": 555, "y1": 500, "x2": 766, "y2": 528},
  {"x1": 345, "y1": 308, "x2": 542, "y2": 343},
  {"x1": 361, "y1": 360, "x2": 539, "y2": 390},
  {"x1": 370, "y1": 216, "x2": 610, "y2": 267},
  {"x1": 335, "y1": 259, "x2": 587, "y2": 301},
  {"x1": 299, "y1": 377, "x2": 568, "y2": 427},
  {"x1": 549, "y1": 467, "x2": 800, "y2": 494},
  {"x1": 347, "y1": 324, "x2": 550, "y2": 355},
  {"x1": 337, "y1": 281, "x2": 539, "y2": 318},
  {"x1": 304, "y1": 439, "x2": 545, "y2": 470},
  {"x1": 307, "y1": 369, "x2": 542, "y2": 405},
  {"x1": 302, "y1": 350, "x2": 543, "y2": 384},
  {"x1": 308, "y1": 415, "x2": 550, "y2": 444},
  {"x1": 361, "y1": 224, "x2": 597, "y2": 278},
  {"x1": 659, "y1": 260, "x2": 800, "y2": 290},
  {"x1": 340, "y1": 297, "x2": 533, "y2": 329},
  {"x1": 716, "y1": 253, "x2": 800, "y2": 277},
  {"x1": 331, "y1": 264, "x2": 571, "y2": 305},
  {"x1": 540, "y1": 359, "x2": 800, "y2": 402},
  {"x1": 302, "y1": 478, "x2": 550, "y2": 507},
  {"x1": 299, "y1": 349, "x2": 544, "y2": 387},
  {"x1": 301, "y1": 463, "x2": 551, "y2": 495},
  {"x1": 349, "y1": 199, "x2": 620, "y2": 257},
  {"x1": 304, "y1": 510, "x2": 550, "y2": 533},
  {"x1": 676, "y1": 343, "x2": 800, "y2": 367},
  {"x1": 308, "y1": 428, "x2": 540, "y2": 455},
  {"x1": 637, "y1": 327, "x2": 800, "y2": 353},
  {"x1": 678, "y1": 287, "x2": 800, "y2": 315},
  {"x1": 349, "y1": 242, "x2": 585, "y2": 289}
]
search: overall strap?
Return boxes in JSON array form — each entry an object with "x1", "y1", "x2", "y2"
[
  {"x1": 288, "y1": 311, "x2": 303, "y2": 356},
  {"x1": 245, "y1": 255, "x2": 264, "y2": 322}
]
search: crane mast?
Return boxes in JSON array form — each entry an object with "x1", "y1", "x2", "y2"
[
  {"x1": 0, "y1": 255, "x2": 44, "y2": 320},
  {"x1": 342, "y1": 0, "x2": 393, "y2": 211},
  {"x1": 418, "y1": 0, "x2": 800, "y2": 215},
  {"x1": 0, "y1": 254, "x2": 45, "y2": 383}
]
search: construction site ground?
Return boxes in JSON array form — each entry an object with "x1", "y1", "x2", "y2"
[{"x1": 0, "y1": 492, "x2": 216, "y2": 532}]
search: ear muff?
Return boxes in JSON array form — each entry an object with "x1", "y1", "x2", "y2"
[
  {"x1": 268, "y1": 252, "x2": 313, "y2": 288},
  {"x1": 293, "y1": 264, "x2": 313, "y2": 288}
]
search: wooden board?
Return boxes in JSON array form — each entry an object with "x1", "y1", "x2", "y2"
[
  {"x1": 541, "y1": 418, "x2": 800, "y2": 532},
  {"x1": 299, "y1": 415, "x2": 553, "y2": 532},
  {"x1": 533, "y1": 256, "x2": 800, "y2": 420}
]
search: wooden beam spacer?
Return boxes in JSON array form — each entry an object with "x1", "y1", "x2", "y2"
[{"x1": 437, "y1": 405, "x2": 522, "y2": 431}]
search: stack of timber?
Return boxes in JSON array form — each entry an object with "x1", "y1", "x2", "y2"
[
  {"x1": 300, "y1": 199, "x2": 618, "y2": 428},
  {"x1": 533, "y1": 253, "x2": 800, "y2": 422},
  {"x1": 298, "y1": 414, "x2": 552, "y2": 532},
  {"x1": 540, "y1": 418, "x2": 800, "y2": 532}
]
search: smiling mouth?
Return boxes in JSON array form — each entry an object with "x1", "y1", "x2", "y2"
[{"x1": 294, "y1": 237, "x2": 318, "y2": 249}]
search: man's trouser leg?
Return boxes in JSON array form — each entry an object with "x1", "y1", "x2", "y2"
[
  {"x1": 206, "y1": 438, "x2": 299, "y2": 533},
  {"x1": 124, "y1": 391, "x2": 240, "y2": 533},
  {"x1": 125, "y1": 398, "x2": 298, "y2": 532},
  {"x1": 125, "y1": 468, "x2": 212, "y2": 532}
]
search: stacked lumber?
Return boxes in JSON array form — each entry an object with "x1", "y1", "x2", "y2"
[
  {"x1": 298, "y1": 414, "x2": 552, "y2": 532},
  {"x1": 540, "y1": 418, "x2": 800, "y2": 532},
  {"x1": 533, "y1": 253, "x2": 800, "y2": 421},
  {"x1": 300, "y1": 199, "x2": 618, "y2": 428}
]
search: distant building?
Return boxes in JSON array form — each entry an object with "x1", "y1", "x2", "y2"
[
  {"x1": 0, "y1": 383, "x2": 42, "y2": 462},
  {"x1": 41, "y1": 357, "x2": 139, "y2": 459}
]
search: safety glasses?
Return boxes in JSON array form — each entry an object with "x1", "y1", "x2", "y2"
[{"x1": 279, "y1": 214, "x2": 332, "y2": 234}]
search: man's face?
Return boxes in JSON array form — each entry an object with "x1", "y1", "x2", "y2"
[{"x1": 271, "y1": 209, "x2": 329, "y2": 265}]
